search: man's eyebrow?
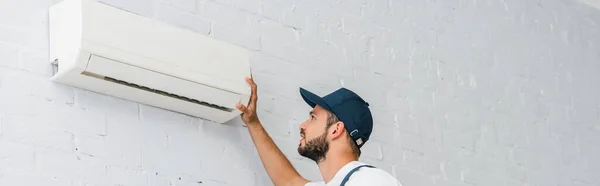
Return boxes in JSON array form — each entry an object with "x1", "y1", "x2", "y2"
[{"x1": 309, "y1": 111, "x2": 316, "y2": 116}]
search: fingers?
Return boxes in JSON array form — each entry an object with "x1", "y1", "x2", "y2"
[
  {"x1": 236, "y1": 102, "x2": 248, "y2": 113},
  {"x1": 246, "y1": 77, "x2": 258, "y2": 104},
  {"x1": 246, "y1": 77, "x2": 257, "y2": 91}
]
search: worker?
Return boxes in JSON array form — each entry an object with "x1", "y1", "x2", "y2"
[{"x1": 236, "y1": 77, "x2": 402, "y2": 186}]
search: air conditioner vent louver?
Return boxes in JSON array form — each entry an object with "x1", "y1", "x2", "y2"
[{"x1": 100, "y1": 75, "x2": 234, "y2": 112}]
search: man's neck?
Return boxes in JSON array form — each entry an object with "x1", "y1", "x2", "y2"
[{"x1": 317, "y1": 153, "x2": 357, "y2": 183}]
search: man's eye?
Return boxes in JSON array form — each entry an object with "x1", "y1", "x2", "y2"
[{"x1": 311, "y1": 116, "x2": 316, "y2": 120}]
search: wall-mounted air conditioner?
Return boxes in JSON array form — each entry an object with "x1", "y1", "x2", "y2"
[{"x1": 49, "y1": 0, "x2": 251, "y2": 123}]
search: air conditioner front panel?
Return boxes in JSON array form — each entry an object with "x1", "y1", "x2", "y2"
[
  {"x1": 51, "y1": 52, "x2": 244, "y2": 123},
  {"x1": 83, "y1": 54, "x2": 241, "y2": 111},
  {"x1": 81, "y1": 0, "x2": 250, "y2": 95}
]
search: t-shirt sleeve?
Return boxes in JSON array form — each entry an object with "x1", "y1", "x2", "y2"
[
  {"x1": 304, "y1": 181, "x2": 326, "y2": 186},
  {"x1": 345, "y1": 168, "x2": 403, "y2": 186}
]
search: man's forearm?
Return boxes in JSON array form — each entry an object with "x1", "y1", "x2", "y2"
[{"x1": 247, "y1": 122, "x2": 308, "y2": 186}]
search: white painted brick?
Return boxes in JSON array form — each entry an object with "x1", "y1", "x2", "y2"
[
  {"x1": 0, "y1": 0, "x2": 53, "y2": 28},
  {"x1": 198, "y1": 0, "x2": 251, "y2": 28},
  {"x1": 382, "y1": 143, "x2": 405, "y2": 165},
  {"x1": 404, "y1": 150, "x2": 425, "y2": 172},
  {"x1": 528, "y1": 168, "x2": 560, "y2": 186},
  {"x1": 250, "y1": 72, "x2": 299, "y2": 99},
  {"x1": 35, "y1": 148, "x2": 80, "y2": 179},
  {"x1": 17, "y1": 47, "x2": 51, "y2": 76},
  {"x1": 442, "y1": 130, "x2": 477, "y2": 152},
  {"x1": 335, "y1": 0, "x2": 364, "y2": 17},
  {"x1": 250, "y1": 52, "x2": 340, "y2": 89},
  {"x1": 73, "y1": 89, "x2": 138, "y2": 119},
  {"x1": 159, "y1": 0, "x2": 196, "y2": 12},
  {"x1": 209, "y1": 0, "x2": 261, "y2": 14},
  {"x1": 201, "y1": 152, "x2": 248, "y2": 184},
  {"x1": 0, "y1": 67, "x2": 74, "y2": 106},
  {"x1": 400, "y1": 131, "x2": 424, "y2": 153},
  {"x1": 74, "y1": 133, "x2": 107, "y2": 157},
  {"x1": 218, "y1": 166, "x2": 256, "y2": 186},
  {"x1": 361, "y1": 139, "x2": 383, "y2": 160},
  {"x1": 71, "y1": 155, "x2": 109, "y2": 184},
  {"x1": 362, "y1": 0, "x2": 392, "y2": 25},
  {"x1": 577, "y1": 126, "x2": 600, "y2": 146},
  {"x1": 259, "y1": 18, "x2": 298, "y2": 42},
  {"x1": 156, "y1": 174, "x2": 207, "y2": 186},
  {"x1": 463, "y1": 169, "x2": 504, "y2": 186},
  {"x1": 369, "y1": 121, "x2": 400, "y2": 144},
  {"x1": 505, "y1": 163, "x2": 529, "y2": 183},
  {"x1": 511, "y1": 147, "x2": 542, "y2": 170},
  {"x1": 1, "y1": 114, "x2": 74, "y2": 152},
  {"x1": 0, "y1": 173, "x2": 72, "y2": 186},
  {"x1": 56, "y1": 107, "x2": 106, "y2": 136},
  {"x1": 106, "y1": 166, "x2": 149, "y2": 186},
  {"x1": 256, "y1": 91, "x2": 307, "y2": 121},
  {"x1": 423, "y1": 153, "x2": 443, "y2": 177},
  {"x1": 256, "y1": 40, "x2": 306, "y2": 69},
  {"x1": 138, "y1": 104, "x2": 195, "y2": 132},
  {"x1": 370, "y1": 107, "x2": 397, "y2": 127},
  {"x1": 147, "y1": 173, "x2": 171, "y2": 186},
  {"x1": 340, "y1": 15, "x2": 383, "y2": 38},
  {"x1": 396, "y1": 111, "x2": 418, "y2": 135},
  {"x1": 272, "y1": 135, "x2": 303, "y2": 160},
  {"x1": 0, "y1": 7, "x2": 49, "y2": 49},
  {"x1": 441, "y1": 161, "x2": 464, "y2": 183},
  {"x1": 281, "y1": 3, "x2": 307, "y2": 29},
  {"x1": 256, "y1": 110, "x2": 293, "y2": 137},
  {"x1": 103, "y1": 119, "x2": 144, "y2": 169},
  {"x1": 290, "y1": 158, "x2": 322, "y2": 181},
  {"x1": 163, "y1": 135, "x2": 203, "y2": 176},
  {"x1": 99, "y1": 0, "x2": 155, "y2": 17},
  {"x1": 0, "y1": 140, "x2": 36, "y2": 174},
  {"x1": 154, "y1": 2, "x2": 211, "y2": 34},
  {"x1": 260, "y1": 0, "x2": 291, "y2": 21},
  {"x1": 395, "y1": 168, "x2": 434, "y2": 186},
  {"x1": 0, "y1": 42, "x2": 17, "y2": 68},
  {"x1": 211, "y1": 22, "x2": 261, "y2": 50}
]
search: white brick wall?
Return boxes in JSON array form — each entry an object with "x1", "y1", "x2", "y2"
[{"x1": 1, "y1": 0, "x2": 600, "y2": 185}]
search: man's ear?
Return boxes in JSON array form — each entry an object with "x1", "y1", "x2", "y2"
[{"x1": 330, "y1": 121, "x2": 346, "y2": 139}]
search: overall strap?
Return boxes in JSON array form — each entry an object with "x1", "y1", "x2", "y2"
[{"x1": 340, "y1": 165, "x2": 375, "y2": 186}]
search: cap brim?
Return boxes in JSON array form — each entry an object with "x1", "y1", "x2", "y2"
[{"x1": 299, "y1": 88, "x2": 331, "y2": 111}]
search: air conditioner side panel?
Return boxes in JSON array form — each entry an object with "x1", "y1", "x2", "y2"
[{"x1": 49, "y1": 0, "x2": 86, "y2": 80}]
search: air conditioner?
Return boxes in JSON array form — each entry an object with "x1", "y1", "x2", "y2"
[{"x1": 49, "y1": 0, "x2": 251, "y2": 123}]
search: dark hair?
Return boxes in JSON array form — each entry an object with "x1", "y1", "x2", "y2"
[{"x1": 325, "y1": 111, "x2": 361, "y2": 158}]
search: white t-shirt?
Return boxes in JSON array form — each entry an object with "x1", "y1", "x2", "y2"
[{"x1": 304, "y1": 161, "x2": 402, "y2": 186}]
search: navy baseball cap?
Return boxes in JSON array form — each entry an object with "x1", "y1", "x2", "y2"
[{"x1": 299, "y1": 87, "x2": 373, "y2": 148}]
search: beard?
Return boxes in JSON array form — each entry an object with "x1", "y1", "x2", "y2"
[{"x1": 298, "y1": 131, "x2": 329, "y2": 163}]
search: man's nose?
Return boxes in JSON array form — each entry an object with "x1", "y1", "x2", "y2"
[{"x1": 299, "y1": 120, "x2": 307, "y2": 131}]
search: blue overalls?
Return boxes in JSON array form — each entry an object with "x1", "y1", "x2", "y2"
[{"x1": 339, "y1": 165, "x2": 376, "y2": 186}]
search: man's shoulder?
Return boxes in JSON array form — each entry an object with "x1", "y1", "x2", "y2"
[
  {"x1": 348, "y1": 166, "x2": 402, "y2": 185},
  {"x1": 305, "y1": 162, "x2": 402, "y2": 186}
]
